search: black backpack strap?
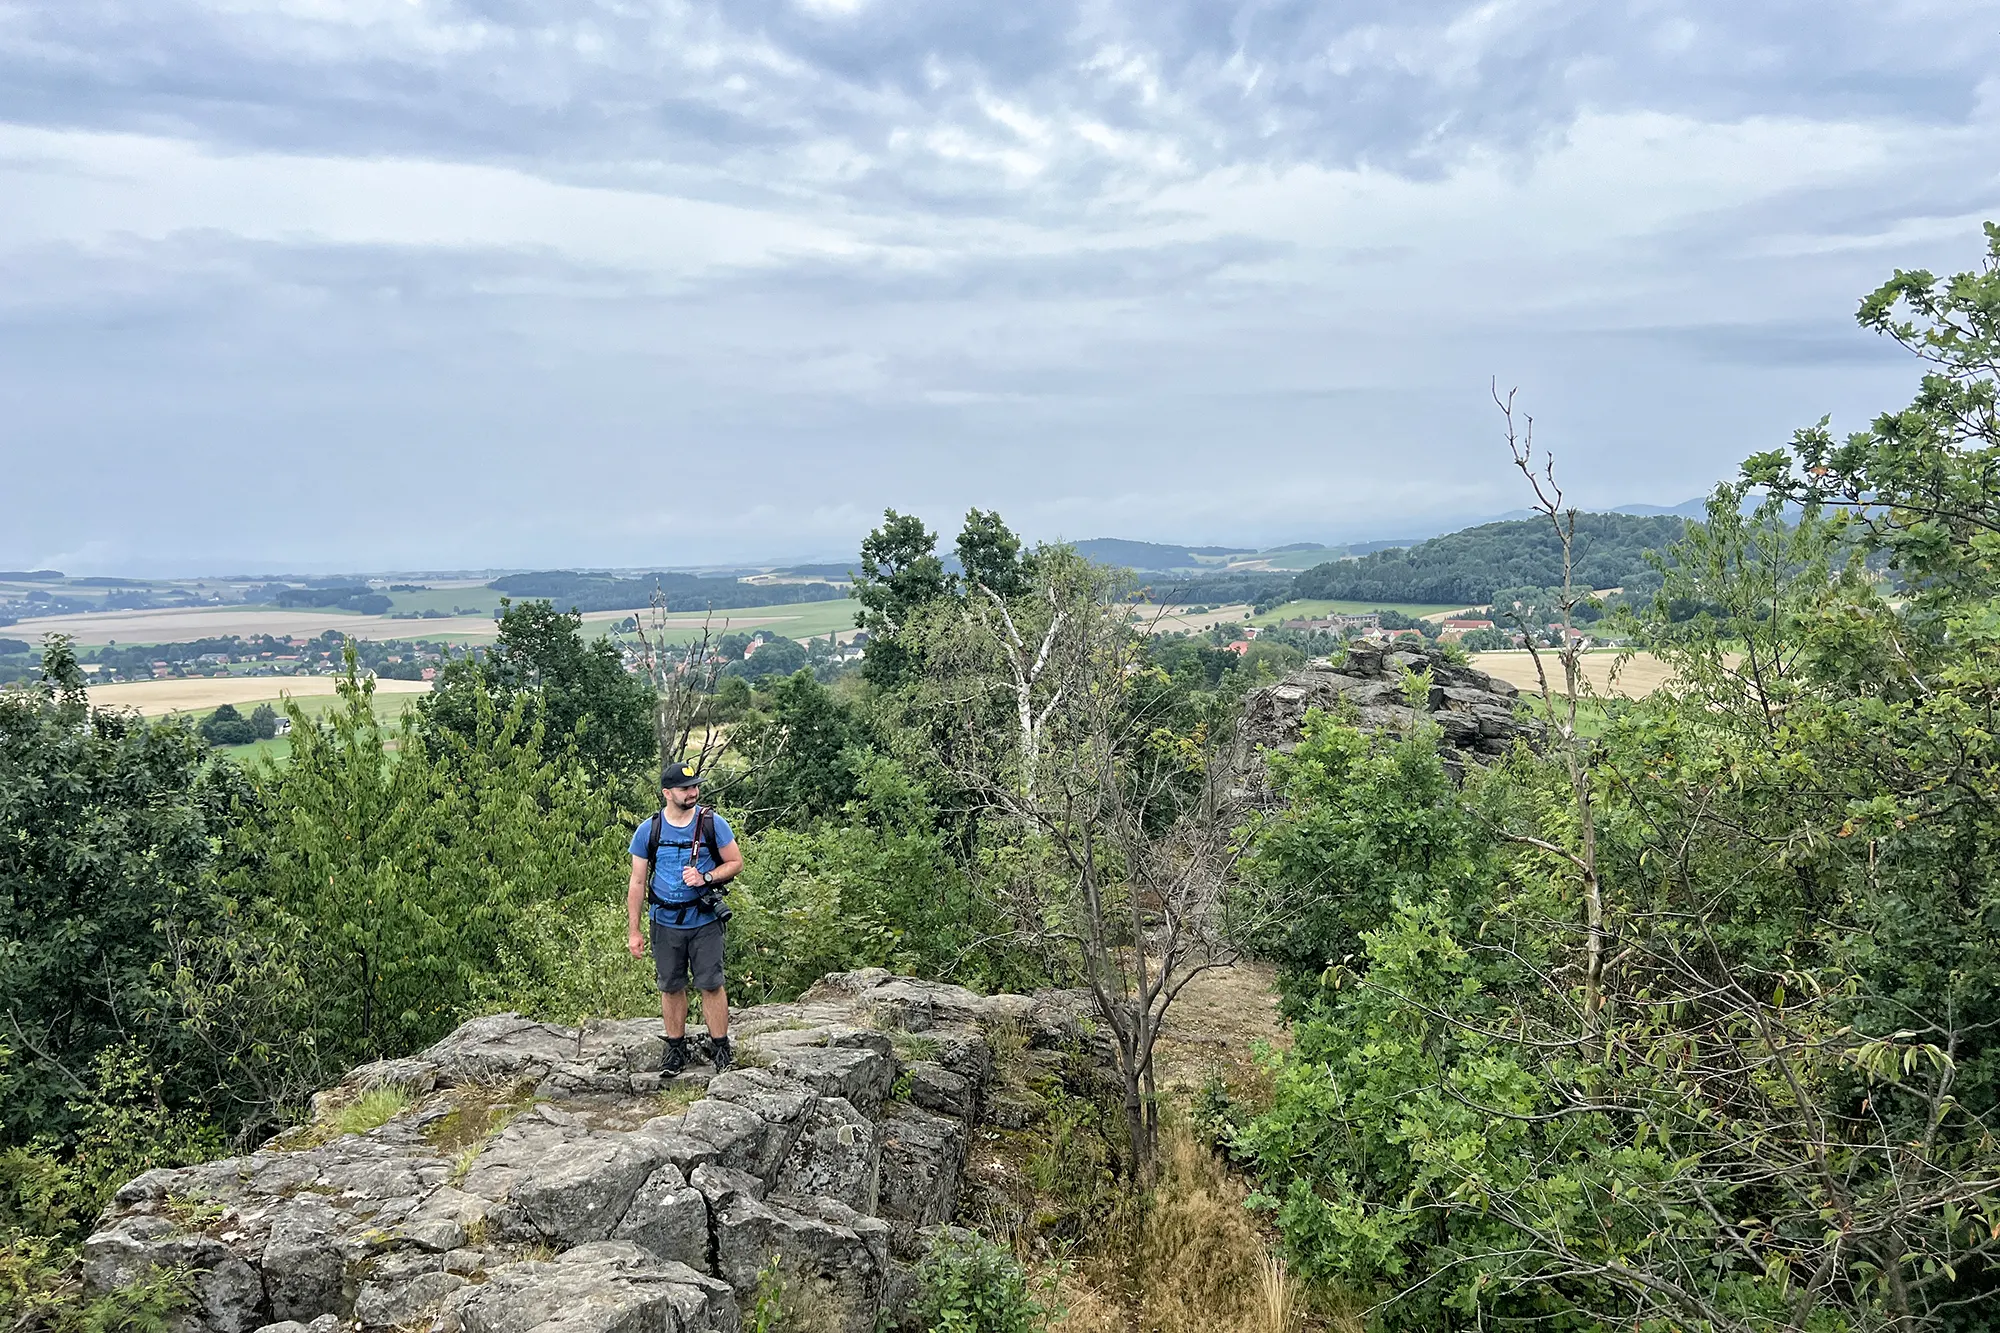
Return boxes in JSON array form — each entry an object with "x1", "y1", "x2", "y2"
[
  {"x1": 696, "y1": 805, "x2": 721, "y2": 865},
  {"x1": 645, "y1": 806, "x2": 722, "y2": 924},
  {"x1": 645, "y1": 810, "x2": 665, "y2": 884},
  {"x1": 644, "y1": 811, "x2": 668, "y2": 914}
]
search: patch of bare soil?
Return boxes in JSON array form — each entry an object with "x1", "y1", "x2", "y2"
[{"x1": 1153, "y1": 960, "x2": 1290, "y2": 1104}]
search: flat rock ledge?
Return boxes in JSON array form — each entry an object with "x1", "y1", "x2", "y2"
[
  {"x1": 84, "y1": 971, "x2": 1095, "y2": 1333},
  {"x1": 1243, "y1": 642, "x2": 1538, "y2": 776}
]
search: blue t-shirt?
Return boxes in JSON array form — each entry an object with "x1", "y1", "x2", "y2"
[{"x1": 630, "y1": 807, "x2": 737, "y2": 930}]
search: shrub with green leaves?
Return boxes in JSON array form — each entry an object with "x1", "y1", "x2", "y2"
[
  {"x1": 1239, "y1": 222, "x2": 2000, "y2": 1332},
  {"x1": 726, "y1": 756, "x2": 1029, "y2": 1003},
  {"x1": 912, "y1": 1231, "x2": 1050, "y2": 1333}
]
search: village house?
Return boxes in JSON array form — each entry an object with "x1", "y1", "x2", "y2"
[{"x1": 1438, "y1": 617, "x2": 1496, "y2": 642}]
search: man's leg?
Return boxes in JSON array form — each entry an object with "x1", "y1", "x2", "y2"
[
  {"x1": 690, "y1": 922, "x2": 731, "y2": 1070},
  {"x1": 698, "y1": 987, "x2": 728, "y2": 1040},
  {"x1": 661, "y1": 987, "x2": 690, "y2": 1039},
  {"x1": 652, "y1": 923, "x2": 694, "y2": 1075}
]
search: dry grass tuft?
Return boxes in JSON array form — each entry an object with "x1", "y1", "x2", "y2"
[
  {"x1": 1257, "y1": 1253, "x2": 1302, "y2": 1333},
  {"x1": 1045, "y1": 1121, "x2": 1350, "y2": 1332},
  {"x1": 1128, "y1": 1123, "x2": 1269, "y2": 1330}
]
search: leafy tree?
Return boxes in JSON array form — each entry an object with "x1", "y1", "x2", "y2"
[
  {"x1": 198, "y1": 703, "x2": 258, "y2": 747},
  {"x1": 1242, "y1": 225, "x2": 2000, "y2": 1331},
  {"x1": 956, "y1": 508, "x2": 1034, "y2": 600},
  {"x1": 1237, "y1": 712, "x2": 1496, "y2": 1005},
  {"x1": 225, "y1": 652, "x2": 633, "y2": 1073},
  {"x1": 852, "y1": 510, "x2": 952, "y2": 687},
  {"x1": 728, "y1": 670, "x2": 867, "y2": 830},
  {"x1": 1456, "y1": 626, "x2": 1513, "y2": 651},
  {"x1": 423, "y1": 598, "x2": 653, "y2": 781},
  {"x1": 911, "y1": 550, "x2": 1241, "y2": 1175},
  {"x1": 723, "y1": 636, "x2": 808, "y2": 683},
  {"x1": 726, "y1": 755, "x2": 1025, "y2": 1003},
  {"x1": 0, "y1": 638, "x2": 243, "y2": 1145},
  {"x1": 1374, "y1": 608, "x2": 1438, "y2": 638},
  {"x1": 249, "y1": 704, "x2": 278, "y2": 740}
]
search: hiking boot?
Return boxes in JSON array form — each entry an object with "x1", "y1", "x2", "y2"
[
  {"x1": 661, "y1": 1036, "x2": 689, "y2": 1076},
  {"x1": 710, "y1": 1036, "x2": 732, "y2": 1073}
]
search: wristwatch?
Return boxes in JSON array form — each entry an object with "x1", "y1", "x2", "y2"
[{"x1": 700, "y1": 870, "x2": 713, "y2": 885}]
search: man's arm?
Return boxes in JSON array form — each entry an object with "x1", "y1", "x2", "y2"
[
  {"x1": 682, "y1": 834, "x2": 745, "y2": 888},
  {"x1": 627, "y1": 855, "x2": 649, "y2": 958}
]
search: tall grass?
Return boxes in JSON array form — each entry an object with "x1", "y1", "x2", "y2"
[{"x1": 1049, "y1": 1122, "x2": 1350, "y2": 1332}]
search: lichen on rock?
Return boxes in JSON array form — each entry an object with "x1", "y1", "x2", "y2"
[
  {"x1": 1241, "y1": 641, "x2": 1541, "y2": 777},
  {"x1": 82, "y1": 971, "x2": 1097, "y2": 1333}
]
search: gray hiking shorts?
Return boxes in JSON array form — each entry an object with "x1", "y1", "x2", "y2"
[{"x1": 651, "y1": 918, "x2": 726, "y2": 994}]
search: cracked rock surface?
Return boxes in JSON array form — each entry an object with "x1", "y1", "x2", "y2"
[
  {"x1": 1242, "y1": 642, "x2": 1539, "y2": 776},
  {"x1": 84, "y1": 971, "x2": 1093, "y2": 1333}
]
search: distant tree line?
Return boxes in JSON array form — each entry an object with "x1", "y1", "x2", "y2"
[
  {"x1": 270, "y1": 586, "x2": 393, "y2": 614},
  {"x1": 487, "y1": 570, "x2": 844, "y2": 613}
]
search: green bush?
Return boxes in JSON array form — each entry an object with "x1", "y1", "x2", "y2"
[
  {"x1": 0, "y1": 1227, "x2": 190, "y2": 1333},
  {"x1": 912, "y1": 1231, "x2": 1051, "y2": 1333},
  {"x1": 726, "y1": 756, "x2": 1031, "y2": 1003}
]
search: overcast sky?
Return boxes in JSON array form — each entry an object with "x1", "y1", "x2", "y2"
[{"x1": 2, "y1": 1, "x2": 1996, "y2": 574}]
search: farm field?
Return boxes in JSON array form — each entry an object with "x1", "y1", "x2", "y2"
[
  {"x1": 19, "y1": 596, "x2": 858, "y2": 647},
  {"x1": 1222, "y1": 548, "x2": 1343, "y2": 572},
  {"x1": 86, "y1": 675, "x2": 432, "y2": 717},
  {"x1": 1470, "y1": 649, "x2": 1677, "y2": 698},
  {"x1": 1135, "y1": 603, "x2": 1255, "y2": 634},
  {"x1": 577, "y1": 598, "x2": 858, "y2": 644},
  {"x1": 202, "y1": 691, "x2": 431, "y2": 766},
  {"x1": 1252, "y1": 598, "x2": 1465, "y2": 626},
  {"x1": 19, "y1": 604, "x2": 500, "y2": 644}
]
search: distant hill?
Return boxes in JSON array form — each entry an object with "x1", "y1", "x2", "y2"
[
  {"x1": 1610, "y1": 498, "x2": 1709, "y2": 518},
  {"x1": 488, "y1": 570, "x2": 844, "y2": 613},
  {"x1": 1293, "y1": 512, "x2": 1691, "y2": 606},
  {"x1": 1069, "y1": 538, "x2": 1256, "y2": 571}
]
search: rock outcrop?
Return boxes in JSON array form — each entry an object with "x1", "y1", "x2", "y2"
[
  {"x1": 84, "y1": 972, "x2": 1096, "y2": 1333},
  {"x1": 1242, "y1": 641, "x2": 1538, "y2": 774}
]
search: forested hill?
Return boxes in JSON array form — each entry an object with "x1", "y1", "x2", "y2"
[
  {"x1": 488, "y1": 570, "x2": 844, "y2": 612},
  {"x1": 1292, "y1": 511, "x2": 1689, "y2": 605},
  {"x1": 1070, "y1": 538, "x2": 1255, "y2": 570}
]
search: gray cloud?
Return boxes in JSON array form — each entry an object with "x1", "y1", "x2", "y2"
[
  {"x1": 0, "y1": 1, "x2": 1996, "y2": 572},
  {"x1": 4, "y1": 1, "x2": 1994, "y2": 213}
]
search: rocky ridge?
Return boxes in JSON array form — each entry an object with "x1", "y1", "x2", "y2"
[
  {"x1": 1242, "y1": 641, "x2": 1538, "y2": 773},
  {"x1": 83, "y1": 971, "x2": 1097, "y2": 1333}
]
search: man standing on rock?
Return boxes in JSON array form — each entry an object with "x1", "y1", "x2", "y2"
[{"x1": 627, "y1": 763, "x2": 744, "y2": 1074}]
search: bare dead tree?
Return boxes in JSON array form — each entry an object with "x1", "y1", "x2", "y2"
[
  {"x1": 1492, "y1": 382, "x2": 1606, "y2": 1038},
  {"x1": 626, "y1": 585, "x2": 733, "y2": 778},
  {"x1": 915, "y1": 552, "x2": 1241, "y2": 1176}
]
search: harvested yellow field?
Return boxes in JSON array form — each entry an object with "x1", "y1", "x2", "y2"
[
  {"x1": 87, "y1": 675, "x2": 433, "y2": 718},
  {"x1": 1135, "y1": 603, "x2": 1254, "y2": 634},
  {"x1": 1470, "y1": 650, "x2": 1678, "y2": 698}
]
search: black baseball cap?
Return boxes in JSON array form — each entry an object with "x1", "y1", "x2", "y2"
[{"x1": 661, "y1": 762, "x2": 701, "y2": 789}]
